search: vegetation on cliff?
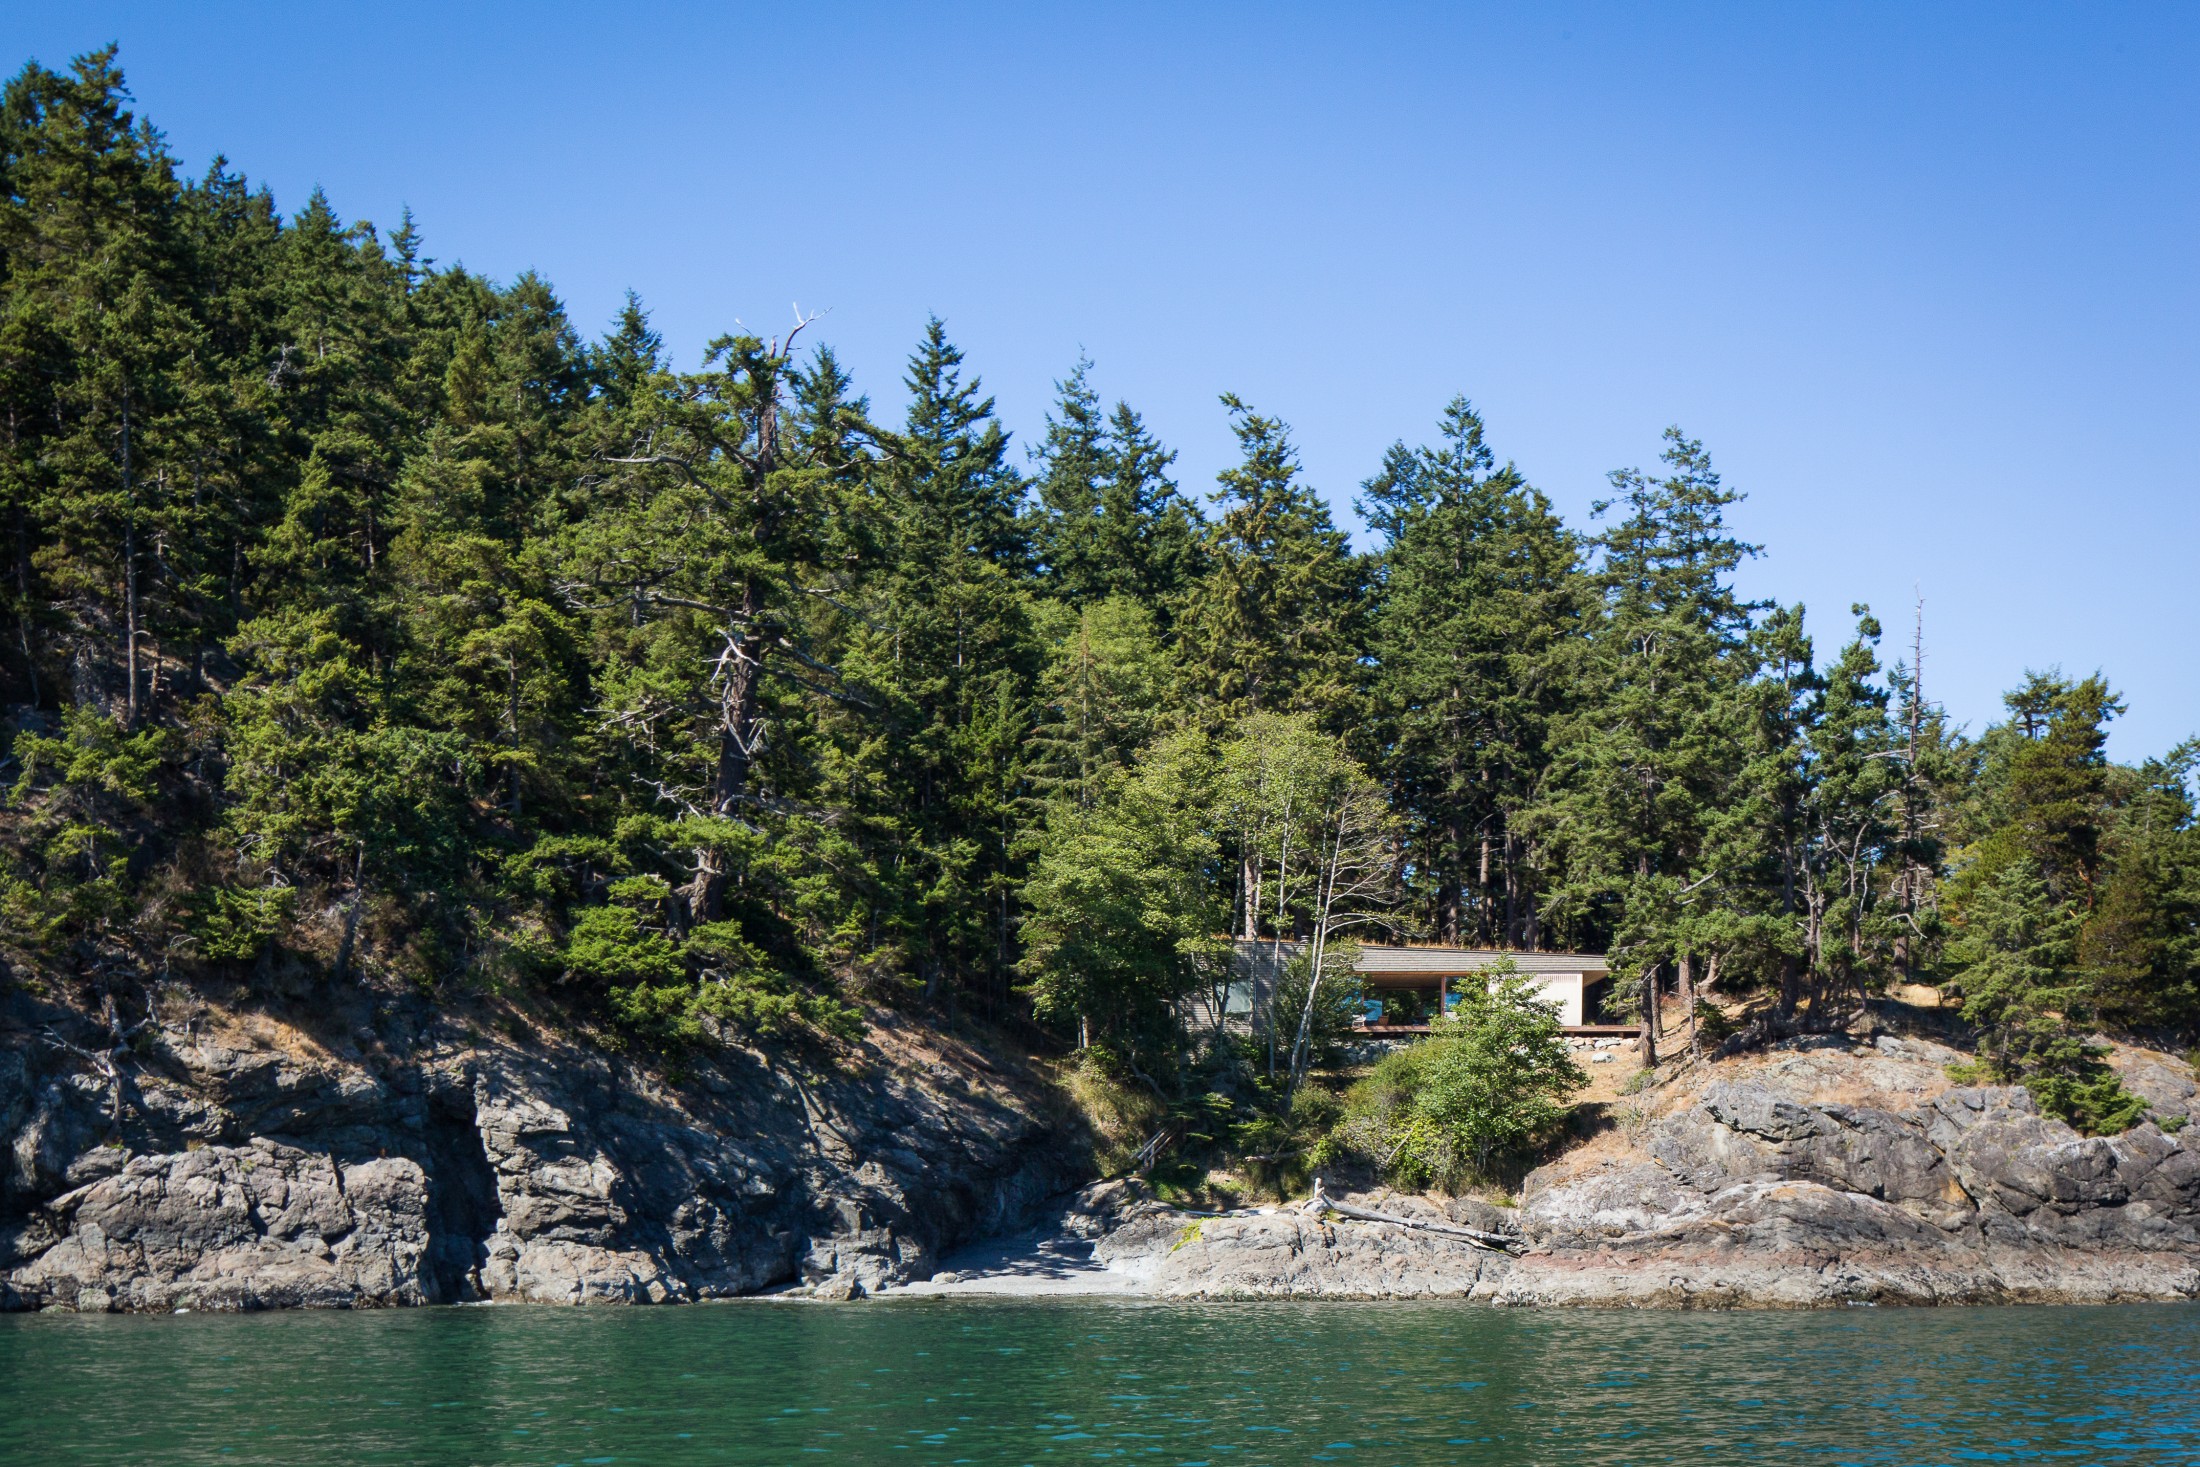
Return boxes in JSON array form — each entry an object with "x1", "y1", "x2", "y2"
[{"x1": 0, "y1": 49, "x2": 2195, "y2": 1152}]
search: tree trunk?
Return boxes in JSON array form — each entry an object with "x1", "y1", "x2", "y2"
[
  {"x1": 506, "y1": 662, "x2": 523, "y2": 817},
  {"x1": 1640, "y1": 968, "x2": 1659, "y2": 1066},
  {"x1": 333, "y1": 844, "x2": 367, "y2": 982},
  {"x1": 686, "y1": 597, "x2": 768, "y2": 925},
  {"x1": 1475, "y1": 831, "x2": 1492, "y2": 945},
  {"x1": 121, "y1": 395, "x2": 138, "y2": 727},
  {"x1": 1503, "y1": 833, "x2": 1523, "y2": 948},
  {"x1": 10, "y1": 476, "x2": 37, "y2": 706},
  {"x1": 1679, "y1": 953, "x2": 1699, "y2": 1058}
]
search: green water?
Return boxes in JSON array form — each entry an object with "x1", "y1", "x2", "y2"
[{"x1": 1, "y1": 1300, "x2": 2195, "y2": 1465}]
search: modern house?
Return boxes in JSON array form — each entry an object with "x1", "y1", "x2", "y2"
[{"x1": 1227, "y1": 940, "x2": 1630, "y2": 1035}]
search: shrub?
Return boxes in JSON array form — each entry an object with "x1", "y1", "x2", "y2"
[
  {"x1": 1945, "y1": 1019, "x2": 2148, "y2": 1136},
  {"x1": 189, "y1": 884, "x2": 295, "y2": 963},
  {"x1": 563, "y1": 905, "x2": 683, "y2": 987},
  {"x1": 1332, "y1": 970, "x2": 1585, "y2": 1190},
  {"x1": 567, "y1": 894, "x2": 862, "y2": 1048}
]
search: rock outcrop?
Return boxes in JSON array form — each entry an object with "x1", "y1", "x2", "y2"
[
  {"x1": 14, "y1": 984, "x2": 2200, "y2": 1313},
  {"x1": 0, "y1": 985, "x2": 1083, "y2": 1311},
  {"x1": 935, "y1": 1036, "x2": 2200, "y2": 1306}
]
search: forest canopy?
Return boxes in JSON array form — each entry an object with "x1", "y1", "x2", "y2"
[{"x1": 2, "y1": 49, "x2": 2195, "y2": 1113}]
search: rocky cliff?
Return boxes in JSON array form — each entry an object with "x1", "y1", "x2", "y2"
[
  {"x1": 922, "y1": 1035, "x2": 2200, "y2": 1306},
  {"x1": 16, "y1": 978, "x2": 2200, "y2": 1314},
  {"x1": 0, "y1": 981, "x2": 1085, "y2": 1312}
]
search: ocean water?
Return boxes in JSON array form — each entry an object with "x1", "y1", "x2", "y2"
[{"x1": 1, "y1": 1299, "x2": 2195, "y2": 1465}]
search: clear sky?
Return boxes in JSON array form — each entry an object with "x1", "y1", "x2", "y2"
[{"x1": 8, "y1": 3, "x2": 2196, "y2": 757}]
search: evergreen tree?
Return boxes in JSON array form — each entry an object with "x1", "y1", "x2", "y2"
[
  {"x1": 1944, "y1": 674, "x2": 2125, "y2": 1048},
  {"x1": 1024, "y1": 595, "x2": 1176, "y2": 814},
  {"x1": 2082, "y1": 743, "x2": 2200, "y2": 1026},
  {"x1": 1027, "y1": 359, "x2": 1200, "y2": 612},
  {"x1": 0, "y1": 48, "x2": 210, "y2": 722},
  {"x1": 1179, "y1": 395, "x2": 1364, "y2": 726},
  {"x1": 1363, "y1": 398, "x2": 1584, "y2": 946},
  {"x1": 1532, "y1": 430, "x2": 1761, "y2": 1035},
  {"x1": 823, "y1": 320, "x2": 1039, "y2": 1009},
  {"x1": 561, "y1": 318, "x2": 839, "y2": 926}
]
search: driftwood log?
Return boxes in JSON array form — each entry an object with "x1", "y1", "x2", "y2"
[{"x1": 1299, "y1": 1178, "x2": 1525, "y2": 1255}]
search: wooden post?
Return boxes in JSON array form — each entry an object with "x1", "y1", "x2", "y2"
[{"x1": 1437, "y1": 974, "x2": 1449, "y2": 1022}]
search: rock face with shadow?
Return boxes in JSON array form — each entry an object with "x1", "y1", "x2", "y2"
[{"x1": 0, "y1": 986, "x2": 1083, "y2": 1311}]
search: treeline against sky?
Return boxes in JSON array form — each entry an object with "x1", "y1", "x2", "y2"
[{"x1": 2, "y1": 51, "x2": 2195, "y2": 1102}]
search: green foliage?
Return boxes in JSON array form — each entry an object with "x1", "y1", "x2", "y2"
[
  {"x1": 563, "y1": 905, "x2": 684, "y2": 987},
  {"x1": 1361, "y1": 398, "x2": 1581, "y2": 945},
  {"x1": 188, "y1": 884, "x2": 295, "y2": 963},
  {"x1": 2021, "y1": 1062, "x2": 2148, "y2": 1138},
  {"x1": 1178, "y1": 396, "x2": 1364, "y2": 725},
  {"x1": 1333, "y1": 970, "x2": 1586, "y2": 1188},
  {"x1": 564, "y1": 884, "x2": 863, "y2": 1046},
  {"x1": 1932, "y1": 679, "x2": 2199, "y2": 1118},
  {"x1": 2, "y1": 707, "x2": 172, "y2": 954},
  {"x1": 1024, "y1": 596, "x2": 1176, "y2": 812},
  {"x1": 0, "y1": 47, "x2": 2194, "y2": 1102},
  {"x1": 1268, "y1": 948, "x2": 1366, "y2": 1071},
  {"x1": 1019, "y1": 730, "x2": 1228, "y2": 1071},
  {"x1": 610, "y1": 970, "x2": 864, "y2": 1048},
  {"x1": 1027, "y1": 360, "x2": 1200, "y2": 612},
  {"x1": 1946, "y1": 1023, "x2": 2149, "y2": 1137}
]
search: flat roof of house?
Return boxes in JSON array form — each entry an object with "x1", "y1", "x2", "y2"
[{"x1": 1232, "y1": 940, "x2": 1608, "y2": 977}]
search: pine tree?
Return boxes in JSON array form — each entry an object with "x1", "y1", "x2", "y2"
[
  {"x1": 1944, "y1": 673, "x2": 2124, "y2": 1032},
  {"x1": 1024, "y1": 595, "x2": 1175, "y2": 813},
  {"x1": 1027, "y1": 358, "x2": 1108, "y2": 597},
  {"x1": 808, "y1": 320, "x2": 1040, "y2": 1009},
  {"x1": 0, "y1": 48, "x2": 212, "y2": 722},
  {"x1": 561, "y1": 316, "x2": 840, "y2": 927}
]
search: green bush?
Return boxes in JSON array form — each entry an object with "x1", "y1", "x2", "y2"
[
  {"x1": 189, "y1": 884, "x2": 295, "y2": 963},
  {"x1": 1331, "y1": 970, "x2": 1585, "y2": 1190},
  {"x1": 2021, "y1": 1066, "x2": 2147, "y2": 1137},
  {"x1": 610, "y1": 970, "x2": 864, "y2": 1047},
  {"x1": 1945, "y1": 1020, "x2": 2148, "y2": 1136},
  {"x1": 567, "y1": 892, "x2": 863, "y2": 1048},
  {"x1": 562, "y1": 905, "x2": 684, "y2": 987}
]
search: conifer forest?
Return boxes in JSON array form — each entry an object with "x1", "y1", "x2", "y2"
[{"x1": 3, "y1": 50, "x2": 2196, "y2": 1121}]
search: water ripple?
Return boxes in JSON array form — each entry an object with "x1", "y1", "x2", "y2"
[{"x1": 2, "y1": 1299, "x2": 2198, "y2": 1464}]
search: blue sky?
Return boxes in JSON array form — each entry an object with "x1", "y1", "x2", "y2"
[{"x1": 8, "y1": 3, "x2": 2196, "y2": 756}]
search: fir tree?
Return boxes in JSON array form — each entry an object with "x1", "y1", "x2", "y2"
[
  {"x1": 1363, "y1": 398, "x2": 1583, "y2": 946},
  {"x1": 1178, "y1": 395, "x2": 1364, "y2": 726}
]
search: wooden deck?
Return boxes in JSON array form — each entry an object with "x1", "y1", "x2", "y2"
[{"x1": 1350, "y1": 1022, "x2": 1644, "y2": 1038}]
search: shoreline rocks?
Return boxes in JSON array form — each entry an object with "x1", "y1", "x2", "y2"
[
  {"x1": 10, "y1": 992, "x2": 2200, "y2": 1313},
  {"x1": 0, "y1": 987, "x2": 1085, "y2": 1312},
  {"x1": 904, "y1": 1037, "x2": 2200, "y2": 1307}
]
